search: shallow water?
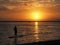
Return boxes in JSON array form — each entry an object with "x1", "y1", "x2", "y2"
[{"x1": 0, "y1": 22, "x2": 60, "y2": 45}]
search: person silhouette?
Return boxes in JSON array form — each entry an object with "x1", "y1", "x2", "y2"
[
  {"x1": 14, "y1": 26, "x2": 17, "y2": 45},
  {"x1": 14, "y1": 26, "x2": 17, "y2": 36}
]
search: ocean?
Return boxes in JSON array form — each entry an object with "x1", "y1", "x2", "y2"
[{"x1": 0, "y1": 22, "x2": 60, "y2": 45}]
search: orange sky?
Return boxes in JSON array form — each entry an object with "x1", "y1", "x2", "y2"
[{"x1": 0, "y1": 0, "x2": 60, "y2": 21}]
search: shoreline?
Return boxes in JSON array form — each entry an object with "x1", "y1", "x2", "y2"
[{"x1": 17, "y1": 39, "x2": 60, "y2": 45}]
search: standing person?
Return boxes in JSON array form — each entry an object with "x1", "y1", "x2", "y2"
[
  {"x1": 14, "y1": 26, "x2": 17, "y2": 36},
  {"x1": 14, "y1": 26, "x2": 17, "y2": 45}
]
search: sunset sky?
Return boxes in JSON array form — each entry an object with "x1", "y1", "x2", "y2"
[{"x1": 0, "y1": 0, "x2": 60, "y2": 21}]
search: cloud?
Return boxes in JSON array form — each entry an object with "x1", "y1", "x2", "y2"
[
  {"x1": 0, "y1": 0, "x2": 60, "y2": 12},
  {"x1": 0, "y1": 6, "x2": 9, "y2": 11}
]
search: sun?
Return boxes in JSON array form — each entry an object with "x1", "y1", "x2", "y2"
[
  {"x1": 31, "y1": 12, "x2": 40, "y2": 20},
  {"x1": 33, "y1": 12, "x2": 39, "y2": 19}
]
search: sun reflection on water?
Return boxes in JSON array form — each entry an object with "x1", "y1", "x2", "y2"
[
  {"x1": 34, "y1": 22, "x2": 39, "y2": 41},
  {"x1": 35, "y1": 22, "x2": 38, "y2": 33}
]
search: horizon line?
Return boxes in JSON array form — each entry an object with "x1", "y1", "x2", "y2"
[{"x1": 0, "y1": 21, "x2": 60, "y2": 22}]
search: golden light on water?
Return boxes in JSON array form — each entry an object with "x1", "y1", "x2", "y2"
[
  {"x1": 35, "y1": 22, "x2": 38, "y2": 26},
  {"x1": 34, "y1": 22, "x2": 39, "y2": 40},
  {"x1": 35, "y1": 22, "x2": 38, "y2": 34}
]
